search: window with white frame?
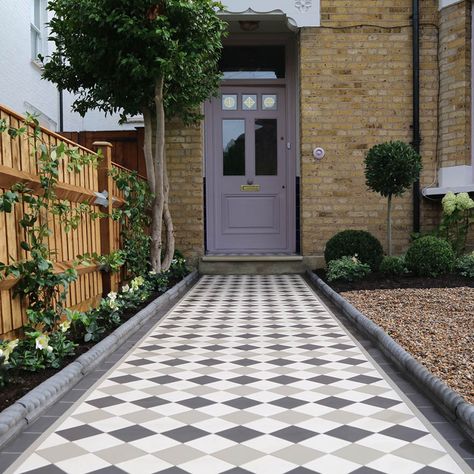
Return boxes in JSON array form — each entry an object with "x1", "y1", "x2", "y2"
[{"x1": 31, "y1": 0, "x2": 46, "y2": 61}]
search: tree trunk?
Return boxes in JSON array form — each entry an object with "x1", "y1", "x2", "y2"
[
  {"x1": 142, "y1": 108, "x2": 155, "y2": 191},
  {"x1": 161, "y1": 150, "x2": 175, "y2": 271},
  {"x1": 149, "y1": 78, "x2": 166, "y2": 272},
  {"x1": 387, "y1": 194, "x2": 392, "y2": 256}
]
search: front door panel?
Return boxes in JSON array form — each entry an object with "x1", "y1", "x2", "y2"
[{"x1": 208, "y1": 87, "x2": 291, "y2": 253}]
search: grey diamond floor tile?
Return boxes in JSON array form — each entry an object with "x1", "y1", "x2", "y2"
[{"x1": 4, "y1": 275, "x2": 470, "y2": 474}]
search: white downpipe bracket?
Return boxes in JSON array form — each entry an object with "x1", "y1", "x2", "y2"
[{"x1": 221, "y1": 1, "x2": 320, "y2": 28}]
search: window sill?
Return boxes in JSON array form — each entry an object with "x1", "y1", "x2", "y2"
[
  {"x1": 31, "y1": 59, "x2": 44, "y2": 71},
  {"x1": 422, "y1": 184, "x2": 474, "y2": 197}
]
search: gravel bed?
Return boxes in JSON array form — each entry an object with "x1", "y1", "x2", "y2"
[{"x1": 340, "y1": 287, "x2": 474, "y2": 404}]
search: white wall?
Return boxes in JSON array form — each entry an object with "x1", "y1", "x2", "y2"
[
  {"x1": 62, "y1": 92, "x2": 140, "y2": 132},
  {"x1": 0, "y1": 0, "x2": 139, "y2": 132},
  {"x1": 0, "y1": 0, "x2": 59, "y2": 129},
  {"x1": 439, "y1": 0, "x2": 463, "y2": 10}
]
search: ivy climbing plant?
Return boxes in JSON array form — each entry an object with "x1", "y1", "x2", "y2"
[
  {"x1": 0, "y1": 114, "x2": 100, "y2": 335},
  {"x1": 110, "y1": 168, "x2": 152, "y2": 278}
]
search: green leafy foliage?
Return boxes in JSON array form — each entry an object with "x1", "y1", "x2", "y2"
[
  {"x1": 365, "y1": 141, "x2": 422, "y2": 198},
  {"x1": 327, "y1": 256, "x2": 371, "y2": 282},
  {"x1": 379, "y1": 256, "x2": 407, "y2": 276},
  {"x1": 405, "y1": 236, "x2": 455, "y2": 277},
  {"x1": 43, "y1": 0, "x2": 227, "y2": 124},
  {"x1": 455, "y1": 253, "x2": 474, "y2": 279},
  {"x1": 438, "y1": 192, "x2": 474, "y2": 257},
  {"x1": 110, "y1": 168, "x2": 152, "y2": 277},
  {"x1": 166, "y1": 250, "x2": 188, "y2": 280},
  {"x1": 0, "y1": 116, "x2": 99, "y2": 334},
  {"x1": 79, "y1": 251, "x2": 126, "y2": 274},
  {"x1": 324, "y1": 230, "x2": 384, "y2": 271}
]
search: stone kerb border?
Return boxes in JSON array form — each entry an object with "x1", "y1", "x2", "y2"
[
  {"x1": 0, "y1": 271, "x2": 200, "y2": 450},
  {"x1": 306, "y1": 270, "x2": 474, "y2": 443}
]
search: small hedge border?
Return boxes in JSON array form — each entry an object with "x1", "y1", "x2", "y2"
[{"x1": 0, "y1": 270, "x2": 199, "y2": 450}]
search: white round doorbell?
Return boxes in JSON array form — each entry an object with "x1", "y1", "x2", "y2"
[{"x1": 313, "y1": 147, "x2": 325, "y2": 160}]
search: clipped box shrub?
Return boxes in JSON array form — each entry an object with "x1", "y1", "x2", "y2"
[
  {"x1": 405, "y1": 236, "x2": 455, "y2": 277},
  {"x1": 455, "y1": 253, "x2": 474, "y2": 279},
  {"x1": 379, "y1": 255, "x2": 407, "y2": 276},
  {"x1": 324, "y1": 230, "x2": 384, "y2": 271},
  {"x1": 327, "y1": 256, "x2": 371, "y2": 282}
]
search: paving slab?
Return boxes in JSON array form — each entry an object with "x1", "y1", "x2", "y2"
[{"x1": 2, "y1": 275, "x2": 472, "y2": 474}]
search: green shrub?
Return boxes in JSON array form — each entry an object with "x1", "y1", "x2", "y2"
[
  {"x1": 455, "y1": 253, "x2": 474, "y2": 278},
  {"x1": 324, "y1": 230, "x2": 384, "y2": 270},
  {"x1": 380, "y1": 256, "x2": 407, "y2": 276},
  {"x1": 405, "y1": 236, "x2": 455, "y2": 277},
  {"x1": 327, "y1": 256, "x2": 371, "y2": 282}
]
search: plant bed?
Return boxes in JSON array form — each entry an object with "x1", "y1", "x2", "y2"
[
  {"x1": 0, "y1": 273, "x2": 188, "y2": 414},
  {"x1": 0, "y1": 270, "x2": 199, "y2": 450},
  {"x1": 314, "y1": 269, "x2": 474, "y2": 405}
]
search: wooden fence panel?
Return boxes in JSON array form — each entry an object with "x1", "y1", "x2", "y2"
[{"x1": 0, "y1": 105, "x2": 134, "y2": 339}]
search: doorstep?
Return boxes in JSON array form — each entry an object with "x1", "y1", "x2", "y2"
[{"x1": 200, "y1": 254, "x2": 305, "y2": 274}]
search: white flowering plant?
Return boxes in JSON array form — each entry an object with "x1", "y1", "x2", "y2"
[
  {"x1": 0, "y1": 339, "x2": 19, "y2": 386},
  {"x1": 327, "y1": 255, "x2": 371, "y2": 282},
  {"x1": 439, "y1": 192, "x2": 474, "y2": 256}
]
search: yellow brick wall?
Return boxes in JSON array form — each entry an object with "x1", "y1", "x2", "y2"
[
  {"x1": 300, "y1": 0, "x2": 440, "y2": 266},
  {"x1": 166, "y1": 119, "x2": 204, "y2": 266},
  {"x1": 166, "y1": 1, "x2": 471, "y2": 266},
  {"x1": 439, "y1": 1, "x2": 471, "y2": 168}
]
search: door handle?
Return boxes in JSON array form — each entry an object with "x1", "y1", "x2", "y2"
[{"x1": 247, "y1": 178, "x2": 254, "y2": 185}]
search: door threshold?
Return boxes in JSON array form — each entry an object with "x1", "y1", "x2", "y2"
[{"x1": 202, "y1": 254, "x2": 303, "y2": 262}]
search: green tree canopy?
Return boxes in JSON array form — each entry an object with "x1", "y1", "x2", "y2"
[{"x1": 44, "y1": 0, "x2": 227, "y2": 271}]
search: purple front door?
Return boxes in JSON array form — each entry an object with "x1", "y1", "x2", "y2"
[{"x1": 206, "y1": 86, "x2": 294, "y2": 253}]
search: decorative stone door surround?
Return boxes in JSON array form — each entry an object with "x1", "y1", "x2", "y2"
[{"x1": 221, "y1": 0, "x2": 320, "y2": 28}]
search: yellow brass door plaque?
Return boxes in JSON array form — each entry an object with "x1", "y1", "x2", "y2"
[{"x1": 240, "y1": 185, "x2": 260, "y2": 192}]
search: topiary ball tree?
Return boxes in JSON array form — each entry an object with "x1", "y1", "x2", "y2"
[{"x1": 364, "y1": 141, "x2": 422, "y2": 256}]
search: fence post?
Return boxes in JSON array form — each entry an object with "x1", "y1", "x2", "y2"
[{"x1": 93, "y1": 141, "x2": 115, "y2": 296}]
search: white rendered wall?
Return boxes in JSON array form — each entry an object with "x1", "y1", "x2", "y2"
[
  {"x1": 0, "y1": 1, "x2": 139, "y2": 132},
  {"x1": 0, "y1": 0, "x2": 59, "y2": 129},
  {"x1": 62, "y1": 92, "x2": 140, "y2": 132},
  {"x1": 439, "y1": 0, "x2": 463, "y2": 10}
]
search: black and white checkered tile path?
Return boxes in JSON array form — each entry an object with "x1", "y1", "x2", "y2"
[{"x1": 8, "y1": 275, "x2": 468, "y2": 474}]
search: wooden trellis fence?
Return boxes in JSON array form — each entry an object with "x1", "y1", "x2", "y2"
[{"x1": 0, "y1": 105, "x2": 137, "y2": 339}]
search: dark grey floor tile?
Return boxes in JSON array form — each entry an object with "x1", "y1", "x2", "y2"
[
  {"x1": 178, "y1": 397, "x2": 214, "y2": 409},
  {"x1": 23, "y1": 465, "x2": 67, "y2": 473},
  {"x1": 0, "y1": 452, "x2": 22, "y2": 472},
  {"x1": 162, "y1": 426, "x2": 209, "y2": 443},
  {"x1": 431, "y1": 422, "x2": 466, "y2": 441},
  {"x1": 24, "y1": 416, "x2": 58, "y2": 433},
  {"x1": 89, "y1": 466, "x2": 128, "y2": 473},
  {"x1": 59, "y1": 388, "x2": 88, "y2": 403},
  {"x1": 325, "y1": 426, "x2": 372, "y2": 442},
  {"x1": 272, "y1": 426, "x2": 318, "y2": 443},
  {"x1": 2, "y1": 432, "x2": 42, "y2": 453},
  {"x1": 224, "y1": 397, "x2": 260, "y2": 409},
  {"x1": 42, "y1": 401, "x2": 74, "y2": 417},
  {"x1": 217, "y1": 426, "x2": 263, "y2": 443},
  {"x1": 57, "y1": 424, "x2": 103, "y2": 441},
  {"x1": 108, "y1": 425, "x2": 156, "y2": 442},
  {"x1": 379, "y1": 425, "x2": 429, "y2": 442},
  {"x1": 86, "y1": 396, "x2": 123, "y2": 409},
  {"x1": 350, "y1": 468, "x2": 385, "y2": 474}
]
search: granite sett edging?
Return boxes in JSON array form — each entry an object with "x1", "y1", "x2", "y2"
[
  {"x1": 306, "y1": 270, "x2": 474, "y2": 443},
  {"x1": 0, "y1": 270, "x2": 199, "y2": 450}
]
